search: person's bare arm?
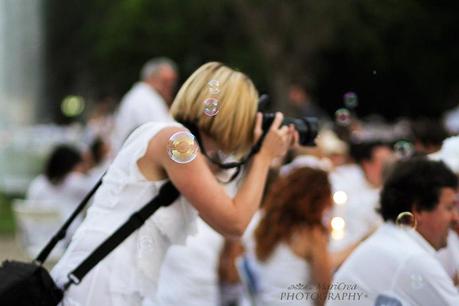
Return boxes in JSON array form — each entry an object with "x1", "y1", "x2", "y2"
[
  {"x1": 309, "y1": 227, "x2": 332, "y2": 306},
  {"x1": 142, "y1": 113, "x2": 294, "y2": 238}
]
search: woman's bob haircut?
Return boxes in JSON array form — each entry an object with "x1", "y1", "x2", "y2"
[{"x1": 170, "y1": 62, "x2": 259, "y2": 156}]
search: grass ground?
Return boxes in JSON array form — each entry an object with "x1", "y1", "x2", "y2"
[
  {"x1": 0, "y1": 192, "x2": 15, "y2": 234},
  {"x1": 0, "y1": 193, "x2": 25, "y2": 261}
]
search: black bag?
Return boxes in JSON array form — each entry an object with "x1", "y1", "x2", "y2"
[
  {"x1": 0, "y1": 261, "x2": 63, "y2": 306},
  {"x1": 0, "y1": 177, "x2": 179, "y2": 306}
]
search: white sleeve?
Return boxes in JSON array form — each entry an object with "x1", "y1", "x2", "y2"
[{"x1": 395, "y1": 254, "x2": 459, "y2": 306}]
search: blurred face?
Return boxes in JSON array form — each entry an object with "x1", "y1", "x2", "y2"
[
  {"x1": 149, "y1": 65, "x2": 177, "y2": 105},
  {"x1": 415, "y1": 187, "x2": 459, "y2": 250},
  {"x1": 362, "y1": 146, "x2": 394, "y2": 187}
]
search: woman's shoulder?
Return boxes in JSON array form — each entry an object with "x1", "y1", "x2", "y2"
[
  {"x1": 125, "y1": 121, "x2": 184, "y2": 146},
  {"x1": 288, "y1": 226, "x2": 328, "y2": 260}
]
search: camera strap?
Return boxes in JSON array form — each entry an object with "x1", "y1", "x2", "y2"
[
  {"x1": 64, "y1": 181, "x2": 179, "y2": 289},
  {"x1": 178, "y1": 120, "x2": 264, "y2": 182}
]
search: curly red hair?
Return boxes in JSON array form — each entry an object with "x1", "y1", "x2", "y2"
[{"x1": 255, "y1": 167, "x2": 332, "y2": 261}]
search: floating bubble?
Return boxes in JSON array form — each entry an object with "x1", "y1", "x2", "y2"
[
  {"x1": 208, "y1": 79, "x2": 220, "y2": 88},
  {"x1": 343, "y1": 92, "x2": 358, "y2": 108},
  {"x1": 333, "y1": 191, "x2": 348, "y2": 205},
  {"x1": 394, "y1": 140, "x2": 414, "y2": 159},
  {"x1": 395, "y1": 211, "x2": 416, "y2": 228},
  {"x1": 167, "y1": 131, "x2": 198, "y2": 164},
  {"x1": 410, "y1": 273, "x2": 424, "y2": 290},
  {"x1": 209, "y1": 87, "x2": 220, "y2": 96},
  {"x1": 335, "y1": 108, "x2": 352, "y2": 126},
  {"x1": 203, "y1": 98, "x2": 220, "y2": 116}
]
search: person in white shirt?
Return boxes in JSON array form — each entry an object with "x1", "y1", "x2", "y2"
[
  {"x1": 26, "y1": 144, "x2": 94, "y2": 241},
  {"x1": 112, "y1": 57, "x2": 178, "y2": 151},
  {"x1": 437, "y1": 229, "x2": 459, "y2": 285},
  {"x1": 326, "y1": 158, "x2": 459, "y2": 306},
  {"x1": 329, "y1": 141, "x2": 393, "y2": 252},
  {"x1": 429, "y1": 135, "x2": 459, "y2": 284}
]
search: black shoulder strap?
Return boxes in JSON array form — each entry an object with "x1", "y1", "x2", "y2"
[
  {"x1": 64, "y1": 181, "x2": 179, "y2": 289},
  {"x1": 34, "y1": 175, "x2": 104, "y2": 265}
]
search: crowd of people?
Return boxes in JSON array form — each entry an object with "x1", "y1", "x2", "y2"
[{"x1": 16, "y1": 58, "x2": 459, "y2": 305}]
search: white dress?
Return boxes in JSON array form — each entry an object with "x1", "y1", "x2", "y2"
[
  {"x1": 251, "y1": 243, "x2": 316, "y2": 306},
  {"x1": 51, "y1": 122, "x2": 198, "y2": 306}
]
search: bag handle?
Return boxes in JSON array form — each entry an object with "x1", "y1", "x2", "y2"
[
  {"x1": 34, "y1": 175, "x2": 104, "y2": 265},
  {"x1": 64, "y1": 181, "x2": 179, "y2": 289}
]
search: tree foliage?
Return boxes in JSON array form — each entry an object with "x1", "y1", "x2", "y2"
[{"x1": 45, "y1": 0, "x2": 459, "y2": 122}]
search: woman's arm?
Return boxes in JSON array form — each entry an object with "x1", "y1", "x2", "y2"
[
  {"x1": 141, "y1": 113, "x2": 294, "y2": 238},
  {"x1": 309, "y1": 227, "x2": 332, "y2": 306}
]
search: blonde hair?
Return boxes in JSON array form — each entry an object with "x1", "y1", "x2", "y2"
[{"x1": 170, "y1": 62, "x2": 258, "y2": 156}]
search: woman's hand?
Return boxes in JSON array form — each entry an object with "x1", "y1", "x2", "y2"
[{"x1": 255, "y1": 112, "x2": 298, "y2": 161}]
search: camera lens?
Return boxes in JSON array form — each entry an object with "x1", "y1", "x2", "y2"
[{"x1": 261, "y1": 113, "x2": 318, "y2": 146}]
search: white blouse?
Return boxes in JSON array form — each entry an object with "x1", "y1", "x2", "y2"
[
  {"x1": 251, "y1": 243, "x2": 316, "y2": 306},
  {"x1": 51, "y1": 122, "x2": 198, "y2": 306}
]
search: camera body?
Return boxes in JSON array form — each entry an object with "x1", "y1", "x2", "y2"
[
  {"x1": 258, "y1": 93, "x2": 318, "y2": 146},
  {"x1": 261, "y1": 113, "x2": 319, "y2": 146}
]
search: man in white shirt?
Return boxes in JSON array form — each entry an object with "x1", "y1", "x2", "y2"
[
  {"x1": 326, "y1": 158, "x2": 459, "y2": 306},
  {"x1": 112, "y1": 57, "x2": 178, "y2": 151},
  {"x1": 329, "y1": 141, "x2": 393, "y2": 252}
]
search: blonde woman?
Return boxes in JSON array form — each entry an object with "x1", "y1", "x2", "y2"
[{"x1": 51, "y1": 62, "x2": 297, "y2": 306}]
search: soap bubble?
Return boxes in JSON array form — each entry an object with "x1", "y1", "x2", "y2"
[
  {"x1": 410, "y1": 273, "x2": 424, "y2": 290},
  {"x1": 203, "y1": 98, "x2": 220, "y2": 116},
  {"x1": 343, "y1": 92, "x2": 358, "y2": 108},
  {"x1": 209, "y1": 87, "x2": 220, "y2": 96},
  {"x1": 208, "y1": 79, "x2": 220, "y2": 88},
  {"x1": 395, "y1": 211, "x2": 416, "y2": 228},
  {"x1": 335, "y1": 108, "x2": 352, "y2": 126},
  {"x1": 394, "y1": 140, "x2": 414, "y2": 159},
  {"x1": 167, "y1": 131, "x2": 199, "y2": 164}
]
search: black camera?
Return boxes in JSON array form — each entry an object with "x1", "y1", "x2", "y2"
[{"x1": 259, "y1": 95, "x2": 319, "y2": 146}]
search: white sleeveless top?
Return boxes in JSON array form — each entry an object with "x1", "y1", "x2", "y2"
[
  {"x1": 252, "y1": 243, "x2": 315, "y2": 306},
  {"x1": 51, "y1": 122, "x2": 198, "y2": 297}
]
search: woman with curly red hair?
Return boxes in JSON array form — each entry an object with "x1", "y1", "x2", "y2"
[{"x1": 253, "y1": 166, "x2": 333, "y2": 306}]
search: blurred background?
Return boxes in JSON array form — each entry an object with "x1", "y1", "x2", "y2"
[{"x1": 1, "y1": 0, "x2": 459, "y2": 261}]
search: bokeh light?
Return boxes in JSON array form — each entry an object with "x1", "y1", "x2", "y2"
[
  {"x1": 61, "y1": 95, "x2": 85, "y2": 117},
  {"x1": 331, "y1": 217, "x2": 346, "y2": 231},
  {"x1": 333, "y1": 191, "x2": 348, "y2": 205}
]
